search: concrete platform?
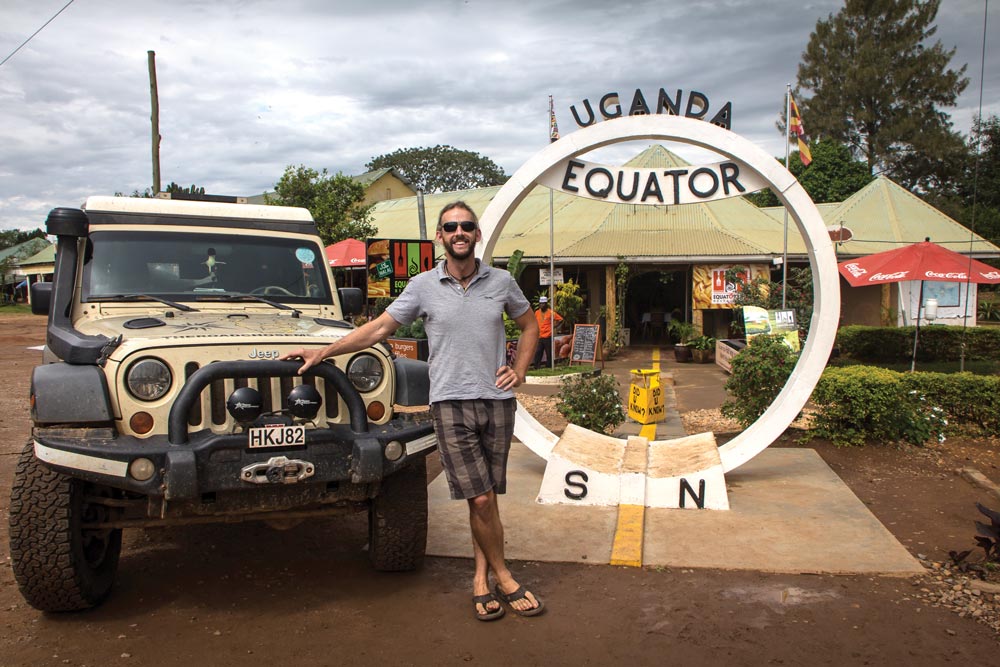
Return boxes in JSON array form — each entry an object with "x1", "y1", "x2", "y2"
[{"x1": 427, "y1": 441, "x2": 924, "y2": 575}]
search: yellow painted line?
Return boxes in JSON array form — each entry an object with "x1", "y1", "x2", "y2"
[
  {"x1": 609, "y1": 503, "x2": 645, "y2": 567},
  {"x1": 638, "y1": 422, "x2": 657, "y2": 440}
]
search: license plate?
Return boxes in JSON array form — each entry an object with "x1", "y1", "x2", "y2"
[{"x1": 248, "y1": 424, "x2": 306, "y2": 449}]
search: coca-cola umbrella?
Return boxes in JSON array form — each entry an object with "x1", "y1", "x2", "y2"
[
  {"x1": 325, "y1": 238, "x2": 367, "y2": 268},
  {"x1": 838, "y1": 239, "x2": 1000, "y2": 370}
]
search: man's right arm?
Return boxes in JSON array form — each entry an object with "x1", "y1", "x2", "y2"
[{"x1": 279, "y1": 310, "x2": 402, "y2": 374}]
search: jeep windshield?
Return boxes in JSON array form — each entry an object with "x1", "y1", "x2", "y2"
[{"x1": 82, "y1": 230, "x2": 333, "y2": 305}]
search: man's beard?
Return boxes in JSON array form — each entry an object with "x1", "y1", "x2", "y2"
[{"x1": 443, "y1": 234, "x2": 475, "y2": 260}]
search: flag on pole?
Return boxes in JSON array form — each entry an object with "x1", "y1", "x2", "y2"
[
  {"x1": 548, "y1": 95, "x2": 560, "y2": 143},
  {"x1": 789, "y1": 94, "x2": 812, "y2": 166}
]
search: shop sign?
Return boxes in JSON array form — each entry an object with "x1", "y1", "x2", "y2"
[
  {"x1": 366, "y1": 239, "x2": 435, "y2": 299},
  {"x1": 691, "y1": 264, "x2": 770, "y2": 310}
]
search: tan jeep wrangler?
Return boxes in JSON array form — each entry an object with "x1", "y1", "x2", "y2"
[{"x1": 9, "y1": 196, "x2": 435, "y2": 612}]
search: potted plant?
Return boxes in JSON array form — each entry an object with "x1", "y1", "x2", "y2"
[
  {"x1": 668, "y1": 320, "x2": 696, "y2": 362},
  {"x1": 387, "y1": 318, "x2": 430, "y2": 361},
  {"x1": 688, "y1": 335, "x2": 716, "y2": 363}
]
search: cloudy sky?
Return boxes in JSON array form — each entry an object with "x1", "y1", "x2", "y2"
[{"x1": 0, "y1": 0, "x2": 996, "y2": 231}]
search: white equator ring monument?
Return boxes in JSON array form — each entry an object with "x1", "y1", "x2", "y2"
[{"x1": 476, "y1": 115, "x2": 840, "y2": 510}]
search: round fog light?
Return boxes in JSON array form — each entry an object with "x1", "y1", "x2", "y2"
[
  {"x1": 227, "y1": 387, "x2": 262, "y2": 423},
  {"x1": 287, "y1": 384, "x2": 322, "y2": 420},
  {"x1": 130, "y1": 457, "x2": 156, "y2": 481},
  {"x1": 384, "y1": 440, "x2": 404, "y2": 461}
]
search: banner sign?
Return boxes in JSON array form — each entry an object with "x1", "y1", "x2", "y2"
[
  {"x1": 743, "y1": 306, "x2": 800, "y2": 352},
  {"x1": 537, "y1": 158, "x2": 767, "y2": 206},
  {"x1": 691, "y1": 264, "x2": 770, "y2": 309},
  {"x1": 366, "y1": 239, "x2": 435, "y2": 299}
]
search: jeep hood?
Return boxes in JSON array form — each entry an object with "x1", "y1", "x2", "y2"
[{"x1": 75, "y1": 311, "x2": 353, "y2": 343}]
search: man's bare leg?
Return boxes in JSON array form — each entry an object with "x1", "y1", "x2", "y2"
[
  {"x1": 468, "y1": 489, "x2": 540, "y2": 613},
  {"x1": 471, "y1": 537, "x2": 500, "y2": 617}
]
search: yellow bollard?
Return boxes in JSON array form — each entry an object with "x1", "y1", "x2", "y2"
[{"x1": 627, "y1": 368, "x2": 665, "y2": 425}]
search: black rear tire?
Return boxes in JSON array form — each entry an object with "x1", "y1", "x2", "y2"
[
  {"x1": 368, "y1": 457, "x2": 428, "y2": 571},
  {"x1": 9, "y1": 441, "x2": 123, "y2": 612}
]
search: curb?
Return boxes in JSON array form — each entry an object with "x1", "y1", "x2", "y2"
[{"x1": 958, "y1": 467, "x2": 1000, "y2": 501}]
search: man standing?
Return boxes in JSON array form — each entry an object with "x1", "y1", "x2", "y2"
[
  {"x1": 280, "y1": 202, "x2": 544, "y2": 621},
  {"x1": 532, "y1": 295, "x2": 563, "y2": 369}
]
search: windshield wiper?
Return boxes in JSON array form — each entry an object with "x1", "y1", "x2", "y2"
[
  {"x1": 105, "y1": 294, "x2": 199, "y2": 312},
  {"x1": 206, "y1": 294, "x2": 302, "y2": 318}
]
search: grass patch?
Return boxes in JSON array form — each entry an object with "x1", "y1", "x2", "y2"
[
  {"x1": 527, "y1": 364, "x2": 596, "y2": 377},
  {"x1": 0, "y1": 304, "x2": 34, "y2": 316}
]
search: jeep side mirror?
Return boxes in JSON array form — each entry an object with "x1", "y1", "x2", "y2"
[
  {"x1": 338, "y1": 287, "x2": 363, "y2": 316},
  {"x1": 30, "y1": 282, "x2": 52, "y2": 316}
]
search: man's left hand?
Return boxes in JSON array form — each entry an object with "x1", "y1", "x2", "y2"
[{"x1": 495, "y1": 365, "x2": 523, "y2": 390}]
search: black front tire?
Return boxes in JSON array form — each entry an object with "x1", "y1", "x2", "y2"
[
  {"x1": 9, "y1": 441, "x2": 123, "y2": 612},
  {"x1": 368, "y1": 457, "x2": 428, "y2": 571}
]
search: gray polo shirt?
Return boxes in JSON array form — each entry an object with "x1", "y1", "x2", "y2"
[{"x1": 386, "y1": 260, "x2": 531, "y2": 403}]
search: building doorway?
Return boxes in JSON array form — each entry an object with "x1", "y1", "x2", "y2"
[{"x1": 627, "y1": 269, "x2": 687, "y2": 343}]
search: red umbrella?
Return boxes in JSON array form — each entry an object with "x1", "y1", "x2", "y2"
[
  {"x1": 838, "y1": 240, "x2": 1000, "y2": 370},
  {"x1": 325, "y1": 238, "x2": 367, "y2": 267},
  {"x1": 838, "y1": 240, "x2": 1000, "y2": 287}
]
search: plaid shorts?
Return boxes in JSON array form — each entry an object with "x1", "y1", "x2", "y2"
[{"x1": 430, "y1": 398, "x2": 516, "y2": 500}]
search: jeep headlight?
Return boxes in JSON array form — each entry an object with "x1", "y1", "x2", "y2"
[
  {"x1": 126, "y1": 358, "x2": 172, "y2": 401},
  {"x1": 347, "y1": 354, "x2": 384, "y2": 392}
]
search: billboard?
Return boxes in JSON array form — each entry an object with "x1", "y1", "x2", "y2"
[{"x1": 366, "y1": 239, "x2": 435, "y2": 298}]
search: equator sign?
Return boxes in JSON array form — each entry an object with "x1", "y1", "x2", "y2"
[{"x1": 477, "y1": 114, "x2": 840, "y2": 474}]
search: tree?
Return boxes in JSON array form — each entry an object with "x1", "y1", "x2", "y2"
[
  {"x1": 795, "y1": 0, "x2": 968, "y2": 192},
  {"x1": 366, "y1": 145, "x2": 508, "y2": 193},
  {"x1": 921, "y1": 114, "x2": 1000, "y2": 247},
  {"x1": 958, "y1": 115, "x2": 1000, "y2": 245},
  {"x1": 747, "y1": 139, "x2": 874, "y2": 207},
  {"x1": 268, "y1": 165, "x2": 376, "y2": 246},
  {"x1": 115, "y1": 182, "x2": 207, "y2": 198}
]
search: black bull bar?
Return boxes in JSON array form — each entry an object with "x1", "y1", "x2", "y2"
[{"x1": 168, "y1": 360, "x2": 369, "y2": 444}]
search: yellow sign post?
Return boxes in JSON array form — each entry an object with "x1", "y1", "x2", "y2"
[{"x1": 627, "y1": 369, "x2": 665, "y2": 425}]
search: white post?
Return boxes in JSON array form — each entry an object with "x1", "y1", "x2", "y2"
[{"x1": 782, "y1": 84, "x2": 791, "y2": 308}]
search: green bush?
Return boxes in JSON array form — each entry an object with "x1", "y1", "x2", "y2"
[
  {"x1": 557, "y1": 373, "x2": 625, "y2": 435},
  {"x1": 837, "y1": 325, "x2": 1000, "y2": 363},
  {"x1": 721, "y1": 335, "x2": 796, "y2": 428},
  {"x1": 393, "y1": 317, "x2": 426, "y2": 339},
  {"x1": 899, "y1": 371, "x2": 1000, "y2": 435},
  {"x1": 810, "y1": 366, "x2": 947, "y2": 446}
]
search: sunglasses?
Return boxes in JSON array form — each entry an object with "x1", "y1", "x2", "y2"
[{"x1": 441, "y1": 220, "x2": 478, "y2": 233}]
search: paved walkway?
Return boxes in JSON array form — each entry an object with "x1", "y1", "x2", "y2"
[{"x1": 425, "y1": 345, "x2": 923, "y2": 575}]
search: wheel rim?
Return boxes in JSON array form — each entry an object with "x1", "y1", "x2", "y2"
[{"x1": 78, "y1": 483, "x2": 117, "y2": 570}]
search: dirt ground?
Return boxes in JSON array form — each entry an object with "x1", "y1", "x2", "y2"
[{"x1": 2, "y1": 313, "x2": 1000, "y2": 666}]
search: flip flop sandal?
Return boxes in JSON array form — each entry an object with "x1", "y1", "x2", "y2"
[
  {"x1": 473, "y1": 592, "x2": 505, "y2": 621},
  {"x1": 494, "y1": 584, "x2": 546, "y2": 617}
]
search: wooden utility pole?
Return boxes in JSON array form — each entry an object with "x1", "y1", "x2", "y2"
[{"x1": 148, "y1": 50, "x2": 161, "y2": 195}]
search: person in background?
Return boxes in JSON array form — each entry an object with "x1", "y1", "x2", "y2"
[
  {"x1": 533, "y1": 296, "x2": 563, "y2": 369},
  {"x1": 280, "y1": 201, "x2": 544, "y2": 621}
]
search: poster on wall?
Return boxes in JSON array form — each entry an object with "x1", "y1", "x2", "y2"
[
  {"x1": 691, "y1": 264, "x2": 770, "y2": 309},
  {"x1": 743, "y1": 306, "x2": 800, "y2": 352},
  {"x1": 366, "y1": 239, "x2": 435, "y2": 299}
]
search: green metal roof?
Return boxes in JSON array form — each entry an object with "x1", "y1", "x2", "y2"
[
  {"x1": 825, "y1": 176, "x2": 998, "y2": 257},
  {"x1": 369, "y1": 145, "x2": 808, "y2": 263},
  {"x1": 18, "y1": 243, "x2": 55, "y2": 266},
  {"x1": 368, "y1": 147, "x2": 999, "y2": 264},
  {"x1": 0, "y1": 238, "x2": 50, "y2": 263}
]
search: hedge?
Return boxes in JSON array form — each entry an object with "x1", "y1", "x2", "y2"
[
  {"x1": 836, "y1": 325, "x2": 1000, "y2": 363},
  {"x1": 810, "y1": 366, "x2": 1000, "y2": 446}
]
